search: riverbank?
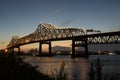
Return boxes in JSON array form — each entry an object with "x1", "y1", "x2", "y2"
[
  {"x1": 1, "y1": 52, "x2": 120, "y2": 80},
  {"x1": 24, "y1": 55, "x2": 120, "y2": 80}
]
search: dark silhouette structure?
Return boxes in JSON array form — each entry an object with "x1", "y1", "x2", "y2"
[{"x1": 7, "y1": 23, "x2": 120, "y2": 58}]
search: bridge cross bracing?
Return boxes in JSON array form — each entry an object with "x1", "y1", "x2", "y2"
[
  {"x1": 6, "y1": 23, "x2": 120, "y2": 58},
  {"x1": 73, "y1": 31, "x2": 120, "y2": 45},
  {"x1": 7, "y1": 23, "x2": 85, "y2": 48}
]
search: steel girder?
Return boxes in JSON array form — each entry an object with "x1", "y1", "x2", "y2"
[
  {"x1": 72, "y1": 35, "x2": 119, "y2": 45},
  {"x1": 7, "y1": 23, "x2": 85, "y2": 48},
  {"x1": 32, "y1": 23, "x2": 85, "y2": 41},
  {"x1": 74, "y1": 31, "x2": 120, "y2": 45},
  {"x1": 88, "y1": 35, "x2": 120, "y2": 44},
  {"x1": 7, "y1": 36, "x2": 20, "y2": 48}
]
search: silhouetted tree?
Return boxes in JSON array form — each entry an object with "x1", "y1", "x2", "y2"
[{"x1": 0, "y1": 53, "x2": 51, "y2": 80}]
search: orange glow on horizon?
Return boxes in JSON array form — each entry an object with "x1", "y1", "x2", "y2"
[
  {"x1": 20, "y1": 40, "x2": 71, "y2": 52},
  {"x1": 52, "y1": 40, "x2": 71, "y2": 47}
]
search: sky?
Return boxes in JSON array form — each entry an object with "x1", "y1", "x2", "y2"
[{"x1": 0, "y1": 0, "x2": 120, "y2": 51}]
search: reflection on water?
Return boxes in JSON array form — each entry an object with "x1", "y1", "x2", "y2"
[
  {"x1": 68, "y1": 58, "x2": 89, "y2": 80},
  {"x1": 24, "y1": 55, "x2": 120, "y2": 80},
  {"x1": 79, "y1": 59, "x2": 89, "y2": 80}
]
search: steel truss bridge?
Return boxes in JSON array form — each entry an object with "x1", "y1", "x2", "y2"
[{"x1": 7, "y1": 23, "x2": 120, "y2": 58}]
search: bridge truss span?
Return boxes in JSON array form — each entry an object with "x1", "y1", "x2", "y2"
[
  {"x1": 88, "y1": 35, "x2": 119, "y2": 44},
  {"x1": 7, "y1": 23, "x2": 85, "y2": 48},
  {"x1": 7, "y1": 22, "x2": 120, "y2": 58},
  {"x1": 87, "y1": 31, "x2": 120, "y2": 44},
  {"x1": 73, "y1": 31, "x2": 120, "y2": 45},
  {"x1": 32, "y1": 23, "x2": 85, "y2": 41}
]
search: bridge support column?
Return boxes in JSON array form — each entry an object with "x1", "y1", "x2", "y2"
[
  {"x1": 49, "y1": 41, "x2": 52, "y2": 56},
  {"x1": 39, "y1": 42, "x2": 42, "y2": 55},
  {"x1": 8, "y1": 48, "x2": 14, "y2": 53},
  {"x1": 8, "y1": 47, "x2": 20, "y2": 54},
  {"x1": 39, "y1": 41, "x2": 52, "y2": 56},
  {"x1": 17, "y1": 47, "x2": 20, "y2": 54},
  {"x1": 71, "y1": 37, "x2": 89, "y2": 58},
  {"x1": 72, "y1": 39, "x2": 75, "y2": 56},
  {"x1": 85, "y1": 39, "x2": 88, "y2": 57}
]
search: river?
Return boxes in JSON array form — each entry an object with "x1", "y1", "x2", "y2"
[{"x1": 24, "y1": 55, "x2": 120, "y2": 80}]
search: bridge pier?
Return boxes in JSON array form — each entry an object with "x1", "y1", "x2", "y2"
[
  {"x1": 8, "y1": 48, "x2": 14, "y2": 53},
  {"x1": 39, "y1": 41, "x2": 52, "y2": 56},
  {"x1": 17, "y1": 47, "x2": 20, "y2": 54},
  {"x1": 72, "y1": 39, "x2": 75, "y2": 56},
  {"x1": 7, "y1": 46, "x2": 20, "y2": 54},
  {"x1": 49, "y1": 42, "x2": 52, "y2": 55},
  {"x1": 71, "y1": 37, "x2": 89, "y2": 58},
  {"x1": 39, "y1": 42, "x2": 42, "y2": 55},
  {"x1": 85, "y1": 40, "x2": 88, "y2": 56}
]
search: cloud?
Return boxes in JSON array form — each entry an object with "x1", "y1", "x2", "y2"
[{"x1": 60, "y1": 18, "x2": 77, "y2": 27}]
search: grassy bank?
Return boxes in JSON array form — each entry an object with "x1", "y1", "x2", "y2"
[
  {"x1": 0, "y1": 52, "x2": 68, "y2": 80},
  {"x1": 0, "y1": 52, "x2": 120, "y2": 80},
  {"x1": 0, "y1": 53, "x2": 52, "y2": 80}
]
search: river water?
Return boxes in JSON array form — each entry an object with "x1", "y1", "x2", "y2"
[{"x1": 24, "y1": 55, "x2": 120, "y2": 80}]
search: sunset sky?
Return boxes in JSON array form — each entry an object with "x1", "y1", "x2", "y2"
[{"x1": 0, "y1": 0, "x2": 120, "y2": 51}]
